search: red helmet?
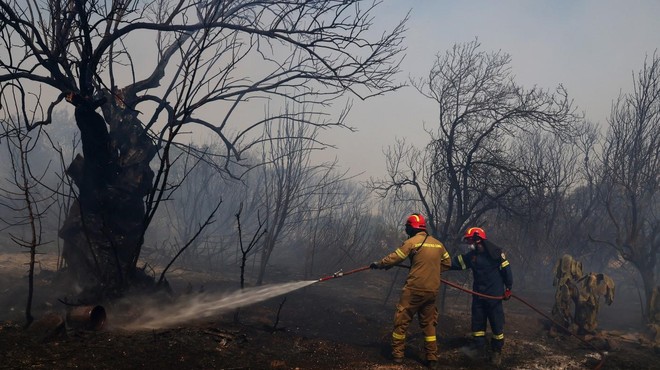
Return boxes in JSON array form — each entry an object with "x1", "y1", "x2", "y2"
[
  {"x1": 406, "y1": 213, "x2": 426, "y2": 230},
  {"x1": 463, "y1": 227, "x2": 487, "y2": 241}
]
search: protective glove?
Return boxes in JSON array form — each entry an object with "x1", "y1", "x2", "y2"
[
  {"x1": 370, "y1": 261, "x2": 382, "y2": 270},
  {"x1": 503, "y1": 289, "x2": 512, "y2": 301}
]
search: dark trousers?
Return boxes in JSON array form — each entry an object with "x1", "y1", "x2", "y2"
[{"x1": 471, "y1": 297, "x2": 505, "y2": 352}]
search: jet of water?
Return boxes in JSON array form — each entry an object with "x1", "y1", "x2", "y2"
[{"x1": 120, "y1": 280, "x2": 318, "y2": 330}]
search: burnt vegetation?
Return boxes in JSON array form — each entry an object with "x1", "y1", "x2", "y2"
[{"x1": 0, "y1": 1, "x2": 658, "y2": 369}]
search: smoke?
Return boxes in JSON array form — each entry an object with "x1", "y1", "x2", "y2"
[{"x1": 117, "y1": 280, "x2": 318, "y2": 330}]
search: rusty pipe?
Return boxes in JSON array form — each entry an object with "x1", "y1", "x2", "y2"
[{"x1": 66, "y1": 305, "x2": 106, "y2": 331}]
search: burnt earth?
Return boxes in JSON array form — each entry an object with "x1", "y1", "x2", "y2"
[{"x1": 0, "y1": 256, "x2": 657, "y2": 370}]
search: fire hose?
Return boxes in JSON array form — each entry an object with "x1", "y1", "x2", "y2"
[
  {"x1": 317, "y1": 266, "x2": 371, "y2": 282},
  {"x1": 440, "y1": 277, "x2": 605, "y2": 370},
  {"x1": 318, "y1": 265, "x2": 605, "y2": 370}
]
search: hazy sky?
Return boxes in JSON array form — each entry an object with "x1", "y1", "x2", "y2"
[{"x1": 324, "y1": 0, "x2": 660, "y2": 180}]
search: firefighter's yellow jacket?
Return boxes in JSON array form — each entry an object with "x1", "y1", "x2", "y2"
[{"x1": 378, "y1": 231, "x2": 451, "y2": 292}]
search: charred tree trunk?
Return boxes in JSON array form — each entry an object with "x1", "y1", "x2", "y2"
[
  {"x1": 637, "y1": 262, "x2": 657, "y2": 321},
  {"x1": 58, "y1": 94, "x2": 156, "y2": 301}
]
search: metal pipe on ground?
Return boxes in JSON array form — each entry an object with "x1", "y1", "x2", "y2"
[{"x1": 66, "y1": 305, "x2": 106, "y2": 331}]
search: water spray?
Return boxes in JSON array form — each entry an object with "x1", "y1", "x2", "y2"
[{"x1": 116, "y1": 266, "x2": 374, "y2": 331}]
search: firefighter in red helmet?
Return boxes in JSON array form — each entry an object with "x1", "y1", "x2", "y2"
[
  {"x1": 450, "y1": 226, "x2": 513, "y2": 366},
  {"x1": 370, "y1": 213, "x2": 451, "y2": 368}
]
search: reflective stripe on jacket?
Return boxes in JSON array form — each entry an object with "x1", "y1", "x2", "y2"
[
  {"x1": 451, "y1": 242, "x2": 513, "y2": 297},
  {"x1": 379, "y1": 232, "x2": 451, "y2": 292}
]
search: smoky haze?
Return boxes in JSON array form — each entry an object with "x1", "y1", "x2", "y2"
[{"x1": 0, "y1": 0, "x2": 656, "y2": 350}]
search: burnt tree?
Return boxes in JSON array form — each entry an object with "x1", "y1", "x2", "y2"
[
  {"x1": 57, "y1": 94, "x2": 155, "y2": 298},
  {"x1": 0, "y1": 0, "x2": 405, "y2": 300},
  {"x1": 594, "y1": 52, "x2": 660, "y2": 322},
  {"x1": 0, "y1": 85, "x2": 57, "y2": 325},
  {"x1": 369, "y1": 39, "x2": 581, "y2": 242}
]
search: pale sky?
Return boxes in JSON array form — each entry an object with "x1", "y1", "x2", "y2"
[
  {"x1": 324, "y1": 0, "x2": 660, "y2": 180},
  {"x1": 6, "y1": 1, "x2": 659, "y2": 183}
]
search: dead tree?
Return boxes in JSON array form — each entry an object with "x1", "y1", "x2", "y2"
[
  {"x1": 152, "y1": 144, "x2": 238, "y2": 269},
  {"x1": 254, "y1": 110, "x2": 347, "y2": 285},
  {"x1": 235, "y1": 204, "x2": 267, "y2": 290},
  {"x1": 232, "y1": 204, "x2": 266, "y2": 324},
  {"x1": 307, "y1": 184, "x2": 375, "y2": 273},
  {"x1": 593, "y1": 52, "x2": 660, "y2": 323},
  {"x1": 301, "y1": 182, "x2": 374, "y2": 279},
  {"x1": 368, "y1": 39, "x2": 581, "y2": 244},
  {"x1": 157, "y1": 201, "x2": 222, "y2": 288},
  {"x1": 0, "y1": 0, "x2": 406, "y2": 299},
  {"x1": 497, "y1": 126, "x2": 599, "y2": 284},
  {"x1": 0, "y1": 85, "x2": 58, "y2": 326}
]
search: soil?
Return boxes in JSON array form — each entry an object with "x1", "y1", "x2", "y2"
[{"x1": 0, "y1": 253, "x2": 658, "y2": 370}]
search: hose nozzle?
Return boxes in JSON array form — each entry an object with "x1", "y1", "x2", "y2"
[{"x1": 317, "y1": 265, "x2": 370, "y2": 282}]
